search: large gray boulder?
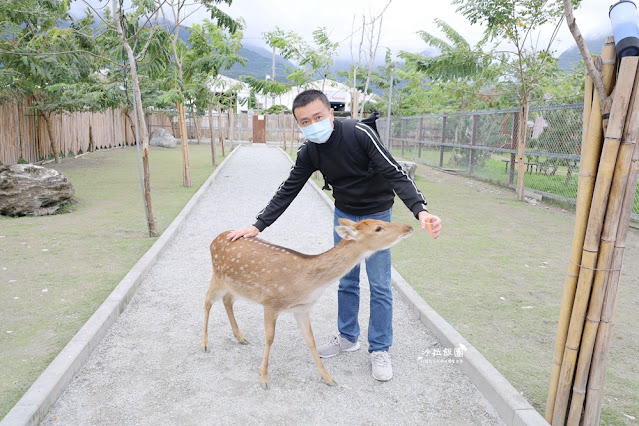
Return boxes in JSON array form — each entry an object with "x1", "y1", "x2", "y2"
[
  {"x1": 397, "y1": 161, "x2": 417, "y2": 181},
  {"x1": 0, "y1": 164, "x2": 75, "y2": 216},
  {"x1": 150, "y1": 128, "x2": 177, "y2": 148}
]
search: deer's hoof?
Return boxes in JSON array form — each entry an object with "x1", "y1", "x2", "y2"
[
  {"x1": 326, "y1": 380, "x2": 337, "y2": 387},
  {"x1": 202, "y1": 346, "x2": 209, "y2": 353},
  {"x1": 260, "y1": 382, "x2": 269, "y2": 390},
  {"x1": 239, "y1": 339, "x2": 249, "y2": 345}
]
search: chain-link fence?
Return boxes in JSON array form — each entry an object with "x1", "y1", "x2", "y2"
[{"x1": 377, "y1": 104, "x2": 639, "y2": 223}]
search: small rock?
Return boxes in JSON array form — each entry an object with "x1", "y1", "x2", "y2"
[
  {"x1": 623, "y1": 414, "x2": 636, "y2": 420},
  {"x1": 6, "y1": 330, "x2": 13, "y2": 334},
  {"x1": 13, "y1": 297, "x2": 18, "y2": 300},
  {"x1": 521, "y1": 306, "x2": 534, "y2": 309},
  {"x1": 525, "y1": 264, "x2": 529, "y2": 267},
  {"x1": 2, "y1": 267, "x2": 7, "y2": 270},
  {"x1": 500, "y1": 296, "x2": 506, "y2": 301},
  {"x1": 42, "y1": 249, "x2": 48, "y2": 252},
  {"x1": 42, "y1": 288, "x2": 48, "y2": 293},
  {"x1": 8, "y1": 280, "x2": 16, "y2": 283}
]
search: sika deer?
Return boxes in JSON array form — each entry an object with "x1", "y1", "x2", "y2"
[{"x1": 201, "y1": 218, "x2": 413, "y2": 389}]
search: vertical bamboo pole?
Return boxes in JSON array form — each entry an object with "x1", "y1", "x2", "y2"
[
  {"x1": 583, "y1": 98, "x2": 639, "y2": 426},
  {"x1": 567, "y1": 57, "x2": 639, "y2": 425},
  {"x1": 552, "y1": 55, "x2": 637, "y2": 425},
  {"x1": 545, "y1": 51, "x2": 616, "y2": 422},
  {"x1": 208, "y1": 104, "x2": 217, "y2": 166}
]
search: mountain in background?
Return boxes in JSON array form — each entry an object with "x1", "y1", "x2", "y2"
[{"x1": 557, "y1": 35, "x2": 608, "y2": 69}]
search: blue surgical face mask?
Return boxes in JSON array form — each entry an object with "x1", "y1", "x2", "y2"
[{"x1": 301, "y1": 117, "x2": 333, "y2": 144}]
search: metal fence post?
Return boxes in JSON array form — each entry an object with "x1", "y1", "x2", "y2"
[
  {"x1": 440, "y1": 116, "x2": 446, "y2": 168},
  {"x1": 401, "y1": 119, "x2": 406, "y2": 157},
  {"x1": 418, "y1": 117, "x2": 424, "y2": 158},
  {"x1": 470, "y1": 114, "x2": 478, "y2": 174}
]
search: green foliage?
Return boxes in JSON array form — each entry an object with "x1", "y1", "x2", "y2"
[
  {"x1": 263, "y1": 104, "x2": 290, "y2": 114},
  {"x1": 263, "y1": 26, "x2": 338, "y2": 88}
]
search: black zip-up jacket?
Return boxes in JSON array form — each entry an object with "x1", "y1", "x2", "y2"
[{"x1": 253, "y1": 119, "x2": 428, "y2": 232}]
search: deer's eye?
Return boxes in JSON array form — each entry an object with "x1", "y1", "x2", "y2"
[{"x1": 375, "y1": 226, "x2": 383, "y2": 232}]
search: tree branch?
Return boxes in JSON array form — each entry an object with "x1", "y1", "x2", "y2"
[
  {"x1": 563, "y1": 0, "x2": 607, "y2": 110},
  {"x1": 0, "y1": 49, "x2": 127, "y2": 69}
]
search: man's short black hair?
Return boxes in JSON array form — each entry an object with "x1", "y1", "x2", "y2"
[{"x1": 292, "y1": 89, "x2": 331, "y2": 118}]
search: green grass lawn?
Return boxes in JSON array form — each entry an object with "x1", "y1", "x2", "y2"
[{"x1": 0, "y1": 143, "x2": 224, "y2": 419}]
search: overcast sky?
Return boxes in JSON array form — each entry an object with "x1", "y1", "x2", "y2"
[
  {"x1": 205, "y1": 0, "x2": 614, "y2": 58},
  {"x1": 73, "y1": 0, "x2": 617, "y2": 59}
]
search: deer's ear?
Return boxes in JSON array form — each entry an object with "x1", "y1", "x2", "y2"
[
  {"x1": 337, "y1": 218, "x2": 357, "y2": 227},
  {"x1": 335, "y1": 224, "x2": 358, "y2": 241}
]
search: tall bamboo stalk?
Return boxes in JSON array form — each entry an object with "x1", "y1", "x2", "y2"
[
  {"x1": 545, "y1": 51, "x2": 616, "y2": 421},
  {"x1": 582, "y1": 108, "x2": 639, "y2": 425},
  {"x1": 566, "y1": 56, "x2": 639, "y2": 425},
  {"x1": 551, "y1": 56, "x2": 638, "y2": 425}
]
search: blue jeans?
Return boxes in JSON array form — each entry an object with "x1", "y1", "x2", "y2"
[{"x1": 333, "y1": 207, "x2": 393, "y2": 353}]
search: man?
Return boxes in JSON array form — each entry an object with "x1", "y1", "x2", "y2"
[{"x1": 228, "y1": 89, "x2": 442, "y2": 382}]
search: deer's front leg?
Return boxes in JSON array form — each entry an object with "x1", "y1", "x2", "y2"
[
  {"x1": 260, "y1": 307, "x2": 278, "y2": 390},
  {"x1": 294, "y1": 311, "x2": 336, "y2": 386}
]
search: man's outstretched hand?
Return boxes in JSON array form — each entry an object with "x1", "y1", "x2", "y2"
[
  {"x1": 418, "y1": 211, "x2": 442, "y2": 239},
  {"x1": 226, "y1": 225, "x2": 260, "y2": 242}
]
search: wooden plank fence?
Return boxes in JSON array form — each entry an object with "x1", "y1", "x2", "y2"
[
  {"x1": 0, "y1": 98, "x2": 135, "y2": 165},
  {"x1": 1, "y1": 98, "x2": 304, "y2": 166}
]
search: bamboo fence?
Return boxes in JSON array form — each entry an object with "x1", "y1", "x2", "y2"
[
  {"x1": 546, "y1": 40, "x2": 639, "y2": 425},
  {"x1": 0, "y1": 97, "x2": 135, "y2": 165}
]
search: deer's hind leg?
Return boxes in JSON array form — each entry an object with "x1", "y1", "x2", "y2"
[
  {"x1": 201, "y1": 273, "x2": 224, "y2": 352},
  {"x1": 222, "y1": 294, "x2": 248, "y2": 344}
]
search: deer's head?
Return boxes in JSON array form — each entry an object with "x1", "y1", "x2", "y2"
[{"x1": 335, "y1": 218, "x2": 413, "y2": 252}]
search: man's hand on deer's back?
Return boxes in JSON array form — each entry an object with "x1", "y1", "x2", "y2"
[{"x1": 227, "y1": 225, "x2": 260, "y2": 242}]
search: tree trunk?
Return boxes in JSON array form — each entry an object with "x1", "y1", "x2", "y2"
[
  {"x1": 191, "y1": 105, "x2": 202, "y2": 145},
  {"x1": 228, "y1": 106, "x2": 235, "y2": 151},
  {"x1": 41, "y1": 112, "x2": 60, "y2": 164},
  {"x1": 217, "y1": 103, "x2": 225, "y2": 156},
  {"x1": 176, "y1": 101, "x2": 192, "y2": 187},
  {"x1": 208, "y1": 104, "x2": 217, "y2": 166},
  {"x1": 516, "y1": 101, "x2": 529, "y2": 201},
  {"x1": 112, "y1": 0, "x2": 157, "y2": 237}
]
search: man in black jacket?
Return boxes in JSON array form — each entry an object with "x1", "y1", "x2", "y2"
[{"x1": 228, "y1": 90, "x2": 442, "y2": 382}]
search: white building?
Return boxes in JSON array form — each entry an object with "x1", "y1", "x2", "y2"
[{"x1": 212, "y1": 75, "x2": 377, "y2": 115}]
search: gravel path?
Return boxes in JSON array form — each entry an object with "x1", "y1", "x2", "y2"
[{"x1": 42, "y1": 144, "x2": 502, "y2": 425}]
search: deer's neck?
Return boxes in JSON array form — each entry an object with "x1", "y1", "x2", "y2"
[{"x1": 306, "y1": 239, "x2": 371, "y2": 284}]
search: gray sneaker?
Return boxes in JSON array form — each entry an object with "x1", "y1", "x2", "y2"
[
  {"x1": 317, "y1": 335, "x2": 360, "y2": 358},
  {"x1": 370, "y1": 351, "x2": 393, "y2": 381}
]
